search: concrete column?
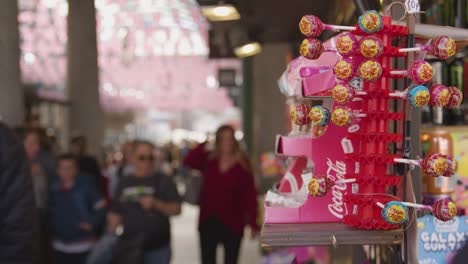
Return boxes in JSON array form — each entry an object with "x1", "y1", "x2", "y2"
[
  {"x1": 0, "y1": 0, "x2": 24, "y2": 127},
  {"x1": 67, "y1": 0, "x2": 103, "y2": 156},
  {"x1": 250, "y1": 43, "x2": 291, "y2": 191}
]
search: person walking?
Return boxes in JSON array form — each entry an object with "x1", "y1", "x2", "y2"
[
  {"x1": 184, "y1": 125, "x2": 259, "y2": 264},
  {"x1": 108, "y1": 140, "x2": 181, "y2": 264}
]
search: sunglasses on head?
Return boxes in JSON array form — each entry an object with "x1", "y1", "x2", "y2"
[{"x1": 138, "y1": 155, "x2": 154, "y2": 161}]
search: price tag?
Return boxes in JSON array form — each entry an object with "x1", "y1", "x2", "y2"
[{"x1": 405, "y1": 0, "x2": 420, "y2": 14}]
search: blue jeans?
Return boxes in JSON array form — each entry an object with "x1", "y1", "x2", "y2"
[{"x1": 144, "y1": 245, "x2": 171, "y2": 264}]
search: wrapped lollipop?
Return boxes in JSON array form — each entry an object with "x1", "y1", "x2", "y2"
[
  {"x1": 331, "y1": 106, "x2": 366, "y2": 127},
  {"x1": 290, "y1": 104, "x2": 311, "y2": 133},
  {"x1": 336, "y1": 33, "x2": 358, "y2": 57},
  {"x1": 331, "y1": 84, "x2": 430, "y2": 108},
  {"x1": 307, "y1": 174, "x2": 356, "y2": 197},
  {"x1": 309, "y1": 106, "x2": 331, "y2": 127},
  {"x1": 299, "y1": 15, "x2": 356, "y2": 38},
  {"x1": 444, "y1": 155, "x2": 458, "y2": 177},
  {"x1": 378, "y1": 201, "x2": 409, "y2": 225},
  {"x1": 398, "y1": 36, "x2": 456, "y2": 60},
  {"x1": 429, "y1": 84, "x2": 451, "y2": 107},
  {"x1": 359, "y1": 60, "x2": 433, "y2": 84},
  {"x1": 377, "y1": 199, "x2": 457, "y2": 224},
  {"x1": 358, "y1": 10, "x2": 384, "y2": 34},
  {"x1": 334, "y1": 59, "x2": 356, "y2": 82},
  {"x1": 446, "y1": 86, "x2": 463, "y2": 108},
  {"x1": 359, "y1": 36, "x2": 384, "y2": 58},
  {"x1": 394, "y1": 153, "x2": 457, "y2": 177}
]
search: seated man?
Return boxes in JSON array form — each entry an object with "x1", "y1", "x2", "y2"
[
  {"x1": 108, "y1": 140, "x2": 181, "y2": 264},
  {"x1": 49, "y1": 154, "x2": 106, "y2": 264}
]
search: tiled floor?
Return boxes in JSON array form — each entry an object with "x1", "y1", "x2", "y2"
[{"x1": 171, "y1": 204, "x2": 263, "y2": 264}]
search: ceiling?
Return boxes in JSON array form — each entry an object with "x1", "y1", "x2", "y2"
[{"x1": 199, "y1": 0, "x2": 383, "y2": 47}]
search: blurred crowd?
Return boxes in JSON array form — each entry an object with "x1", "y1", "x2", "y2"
[{"x1": 6, "y1": 122, "x2": 258, "y2": 264}]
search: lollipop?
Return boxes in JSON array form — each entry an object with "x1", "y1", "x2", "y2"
[
  {"x1": 358, "y1": 10, "x2": 383, "y2": 34},
  {"x1": 359, "y1": 36, "x2": 384, "y2": 58},
  {"x1": 377, "y1": 199, "x2": 457, "y2": 223},
  {"x1": 300, "y1": 38, "x2": 324, "y2": 60},
  {"x1": 406, "y1": 85, "x2": 431, "y2": 108},
  {"x1": 377, "y1": 201, "x2": 409, "y2": 225},
  {"x1": 309, "y1": 106, "x2": 331, "y2": 126},
  {"x1": 336, "y1": 33, "x2": 358, "y2": 57},
  {"x1": 394, "y1": 153, "x2": 456, "y2": 177},
  {"x1": 331, "y1": 106, "x2": 366, "y2": 127},
  {"x1": 334, "y1": 59, "x2": 356, "y2": 82},
  {"x1": 307, "y1": 174, "x2": 356, "y2": 197},
  {"x1": 331, "y1": 84, "x2": 356, "y2": 105},
  {"x1": 408, "y1": 60, "x2": 434, "y2": 84},
  {"x1": 299, "y1": 15, "x2": 356, "y2": 38},
  {"x1": 429, "y1": 84, "x2": 450, "y2": 107},
  {"x1": 290, "y1": 104, "x2": 311, "y2": 126},
  {"x1": 444, "y1": 155, "x2": 458, "y2": 177},
  {"x1": 446, "y1": 86, "x2": 463, "y2": 108},
  {"x1": 398, "y1": 36, "x2": 456, "y2": 60},
  {"x1": 358, "y1": 60, "x2": 382, "y2": 82}
]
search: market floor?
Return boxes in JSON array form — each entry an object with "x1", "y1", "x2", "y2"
[{"x1": 171, "y1": 204, "x2": 263, "y2": 264}]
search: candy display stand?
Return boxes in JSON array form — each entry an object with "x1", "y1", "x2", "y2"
[{"x1": 261, "y1": 1, "x2": 466, "y2": 262}]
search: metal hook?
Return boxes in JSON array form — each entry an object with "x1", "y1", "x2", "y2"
[
  {"x1": 385, "y1": 1, "x2": 407, "y2": 22},
  {"x1": 331, "y1": 234, "x2": 337, "y2": 248}
]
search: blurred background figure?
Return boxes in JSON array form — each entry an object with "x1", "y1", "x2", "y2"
[
  {"x1": 105, "y1": 141, "x2": 135, "y2": 200},
  {"x1": 16, "y1": 127, "x2": 51, "y2": 264},
  {"x1": 49, "y1": 154, "x2": 107, "y2": 264},
  {"x1": 70, "y1": 135, "x2": 106, "y2": 194},
  {"x1": 108, "y1": 140, "x2": 181, "y2": 264},
  {"x1": 0, "y1": 124, "x2": 34, "y2": 264},
  {"x1": 184, "y1": 125, "x2": 258, "y2": 264}
]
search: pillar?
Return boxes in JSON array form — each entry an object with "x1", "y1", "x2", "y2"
[
  {"x1": 67, "y1": 0, "x2": 103, "y2": 156},
  {"x1": 249, "y1": 43, "x2": 291, "y2": 191},
  {"x1": 0, "y1": 0, "x2": 24, "y2": 127}
]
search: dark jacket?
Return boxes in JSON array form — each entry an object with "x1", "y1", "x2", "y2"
[
  {"x1": 0, "y1": 123, "x2": 34, "y2": 264},
  {"x1": 49, "y1": 176, "x2": 106, "y2": 242}
]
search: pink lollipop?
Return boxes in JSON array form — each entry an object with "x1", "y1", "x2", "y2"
[
  {"x1": 429, "y1": 84, "x2": 450, "y2": 107},
  {"x1": 394, "y1": 153, "x2": 455, "y2": 177},
  {"x1": 398, "y1": 36, "x2": 456, "y2": 60},
  {"x1": 444, "y1": 155, "x2": 458, "y2": 177},
  {"x1": 446, "y1": 86, "x2": 463, "y2": 108},
  {"x1": 299, "y1": 15, "x2": 355, "y2": 38},
  {"x1": 331, "y1": 106, "x2": 366, "y2": 126},
  {"x1": 307, "y1": 174, "x2": 356, "y2": 197}
]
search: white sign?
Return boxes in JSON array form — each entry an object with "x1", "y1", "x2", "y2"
[{"x1": 405, "y1": 0, "x2": 420, "y2": 14}]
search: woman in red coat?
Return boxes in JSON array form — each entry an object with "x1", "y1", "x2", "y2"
[{"x1": 184, "y1": 125, "x2": 258, "y2": 264}]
